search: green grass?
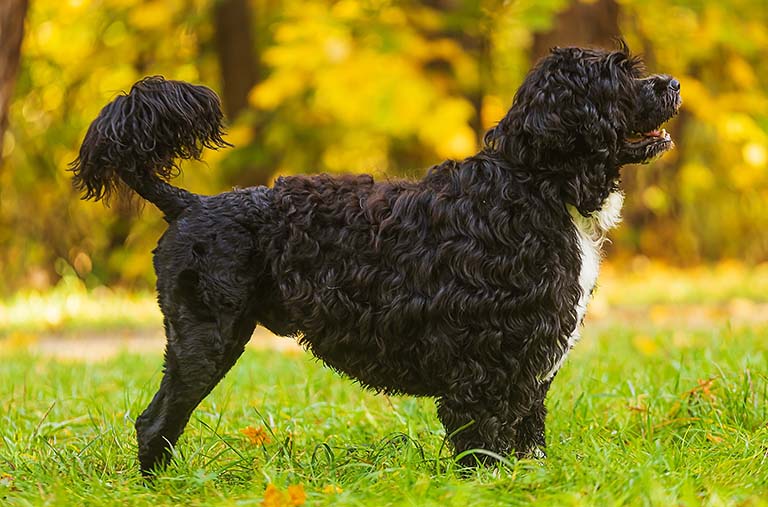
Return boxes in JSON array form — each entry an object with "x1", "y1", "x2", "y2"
[{"x1": 2, "y1": 319, "x2": 768, "y2": 506}]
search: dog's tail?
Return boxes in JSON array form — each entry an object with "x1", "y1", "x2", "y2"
[{"x1": 70, "y1": 76, "x2": 231, "y2": 219}]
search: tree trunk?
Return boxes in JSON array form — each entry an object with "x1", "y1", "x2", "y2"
[
  {"x1": 213, "y1": 0, "x2": 258, "y2": 120},
  {"x1": 0, "y1": 0, "x2": 28, "y2": 157},
  {"x1": 212, "y1": 0, "x2": 278, "y2": 187},
  {"x1": 531, "y1": 0, "x2": 621, "y2": 62}
]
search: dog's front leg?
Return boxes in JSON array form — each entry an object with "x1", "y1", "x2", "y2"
[
  {"x1": 511, "y1": 377, "x2": 553, "y2": 460},
  {"x1": 436, "y1": 389, "x2": 518, "y2": 468},
  {"x1": 437, "y1": 370, "x2": 557, "y2": 467}
]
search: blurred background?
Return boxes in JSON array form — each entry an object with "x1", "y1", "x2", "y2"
[{"x1": 1, "y1": 0, "x2": 767, "y2": 338}]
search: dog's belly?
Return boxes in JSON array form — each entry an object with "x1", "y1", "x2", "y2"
[
  {"x1": 315, "y1": 350, "x2": 444, "y2": 396},
  {"x1": 543, "y1": 191, "x2": 623, "y2": 380}
]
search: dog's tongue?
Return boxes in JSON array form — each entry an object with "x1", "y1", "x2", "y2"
[{"x1": 626, "y1": 128, "x2": 672, "y2": 144}]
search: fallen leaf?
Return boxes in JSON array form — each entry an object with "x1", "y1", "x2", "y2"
[
  {"x1": 262, "y1": 483, "x2": 284, "y2": 507},
  {"x1": 322, "y1": 484, "x2": 343, "y2": 494},
  {"x1": 706, "y1": 433, "x2": 724, "y2": 444},
  {"x1": 241, "y1": 426, "x2": 271, "y2": 445},
  {"x1": 287, "y1": 484, "x2": 306, "y2": 506}
]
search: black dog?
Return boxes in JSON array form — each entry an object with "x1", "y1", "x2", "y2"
[{"x1": 71, "y1": 44, "x2": 680, "y2": 475}]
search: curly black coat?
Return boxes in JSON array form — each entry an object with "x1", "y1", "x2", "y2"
[{"x1": 71, "y1": 44, "x2": 681, "y2": 475}]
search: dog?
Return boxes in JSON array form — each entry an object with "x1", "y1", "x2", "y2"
[{"x1": 71, "y1": 43, "x2": 681, "y2": 476}]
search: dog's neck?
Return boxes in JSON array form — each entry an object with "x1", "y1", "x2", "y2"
[{"x1": 569, "y1": 190, "x2": 624, "y2": 242}]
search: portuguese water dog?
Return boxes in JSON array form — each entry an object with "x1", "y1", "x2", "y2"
[{"x1": 71, "y1": 43, "x2": 681, "y2": 475}]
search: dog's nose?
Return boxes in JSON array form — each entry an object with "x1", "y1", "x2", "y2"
[{"x1": 669, "y1": 78, "x2": 681, "y2": 91}]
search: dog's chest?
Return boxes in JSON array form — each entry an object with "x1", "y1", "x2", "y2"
[{"x1": 544, "y1": 191, "x2": 624, "y2": 380}]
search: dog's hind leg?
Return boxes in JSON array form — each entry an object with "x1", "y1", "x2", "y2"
[{"x1": 135, "y1": 310, "x2": 254, "y2": 476}]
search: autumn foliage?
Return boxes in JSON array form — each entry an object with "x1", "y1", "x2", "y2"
[{"x1": 1, "y1": 0, "x2": 767, "y2": 293}]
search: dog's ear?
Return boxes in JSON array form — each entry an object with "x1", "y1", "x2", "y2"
[
  {"x1": 484, "y1": 49, "x2": 578, "y2": 162},
  {"x1": 601, "y1": 46, "x2": 645, "y2": 123},
  {"x1": 518, "y1": 47, "x2": 583, "y2": 153}
]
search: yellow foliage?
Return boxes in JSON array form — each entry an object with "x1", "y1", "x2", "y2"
[
  {"x1": 481, "y1": 95, "x2": 507, "y2": 131},
  {"x1": 641, "y1": 186, "x2": 668, "y2": 214},
  {"x1": 679, "y1": 162, "x2": 715, "y2": 193},
  {"x1": 225, "y1": 124, "x2": 255, "y2": 148},
  {"x1": 632, "y1": 335, "x2": 660, "y2": 356},
  {"x1": 4, "y1": 0, "x2": 768, "y2": 291},
  {"x1": 129, "y1": 1, "x2": 176, "y2": 30},
  {"x1": 418, "y1": 98, "x2": 477, "y2": 158},
  {"x1": 321, "y1": 132, "x2": 389, "y2": 173},
  {"x1": 728, "y1": 56, "x2": 757, "y2": 89},
  {"x1": 742, "y1": 143, "x2": 767, "y2": 168}
]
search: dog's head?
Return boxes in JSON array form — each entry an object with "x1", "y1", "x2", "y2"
[{"x1": 485, "y1": 43, "x2": 681, "y2": 215}]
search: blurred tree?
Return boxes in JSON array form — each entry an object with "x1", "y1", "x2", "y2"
[
  {"x1": 531, "y1": 0, "x2": 620, "y2": 61},
  {"x1": 417, "y1": 0, "x2": 496, "y2": 142},
  {"x1": 213, "y1": 0, "x2": 283, "y2": 187},
  {"x1": 620, "y1": 0, "x2": 768, "y2": 261},
  {"x1": 1, "y1": 0, "x2": 767, "y2": 294},
  {"x1": 0, "y1": 0, "x2": 28, "y2": 157},
  {"x1": 214, "y1": 0, "x2": 258, "y2": 119},
  {"x1": 245, "y1": 0, "x2": 482, "y2": 178},
  {"x1": 1, "y1": 0, "x2": 220, "y2": 291}
]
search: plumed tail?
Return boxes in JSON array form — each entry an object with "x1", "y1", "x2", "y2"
[{"x1": 70, "y1": 76, "x2": 231, "y2": 219}]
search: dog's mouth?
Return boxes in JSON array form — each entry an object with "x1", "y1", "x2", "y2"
[
  {"x1": 620, "y1": 121, "x2": 676, "y2": 165},
  {"x1": 625, "y1": 128, "x2": 672, "y2": 146},
  {"x1": 620, "y1": 81, "x2": 682, "y2": 165}
]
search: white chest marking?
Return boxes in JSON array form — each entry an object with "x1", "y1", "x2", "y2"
[{"x1": 542, "y1": 191, "x2": 624, "y2": 381}]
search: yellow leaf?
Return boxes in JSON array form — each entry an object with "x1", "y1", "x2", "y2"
[
  {"x1": 743, "y1": 143, "x2": 767, "y2": 168},
  {"x1": 632, "y1": 335, "x2": 659, "y2": 356},
  {"x1": 706, "y1": 433, "x2": 724, "y2": 444},
  {"x1": 727, "y1": 56, "x2": 757, "y2": 89},
  {"x1": 481, "y1": 95, "x2": 507, "y2": 131},
  {"x1": 261, "y1": 483, "x2": 306, "y2": 507},
  {"x1": 322, "y1": 484, "x2": 343, "y2": 494},
  {"x1": 248, "y1": 73, "x2": 307, "y2": 110}
]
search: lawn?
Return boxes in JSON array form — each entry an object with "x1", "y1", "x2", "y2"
[{"x1": 1, "y1": 263, "x2": 768, "y2": 506}]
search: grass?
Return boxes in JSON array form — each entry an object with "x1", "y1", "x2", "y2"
[{"x1": 2, "y1": 266, "x2": 768, "y2": 506}]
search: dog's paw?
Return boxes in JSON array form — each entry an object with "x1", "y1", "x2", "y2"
[{"x1": 516, "y1": 446, "x2": 547, "y2": 461}]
